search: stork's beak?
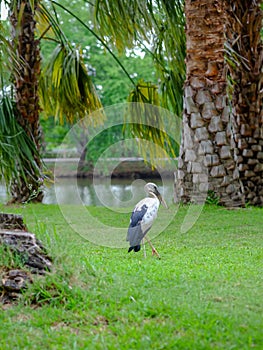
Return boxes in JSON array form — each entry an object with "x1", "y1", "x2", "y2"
[{"x1": 156, "y1": 190, "x2": 168, "y2": 209}]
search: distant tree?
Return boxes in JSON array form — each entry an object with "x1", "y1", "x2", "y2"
[{"x1": 86, "y1": 0, "x2": 185, "y2": 166}]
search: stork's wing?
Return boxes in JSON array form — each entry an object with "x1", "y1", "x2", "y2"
[
  {"x1": 126, "y1": 203, "x2": 148, "y2": 246},
  {"x1": 126, "y1": 198, "x2": 159, "y2": 246},
  {"x1": 129, "y1": 203, "x2": 148, "y2": 228}
]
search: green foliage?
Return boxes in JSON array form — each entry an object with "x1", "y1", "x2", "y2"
[
  {"x1": 38, "y1": 3, "x2": 105, "y2": 124},
  {"x1": 40, "y1": 1, "x2": 162, "y2": 158},
  {"x1": 45, "y1": 0, "x2": 157, "y2": 106},
  {"x1": 84, "y1": 125, "x2": 127, "y2": 164},
  {"x1": 0, "y1": 22, "x2": 13, "y2": 83},
  {"x1": 93, "y1": 0, "x2": 153, "y2": 51},
  {"x1": 40, "y1": 0, "x2": 184, "y2": 163},
  {"x1": 206, "y1": 190, "x2": 220, "y2": 205},
  {"x1": 126, "y1": 80, "x2": 179, "y2": 161},
  {"x1": 92, "y1": 0, "x2": 186, "y2": 116},
  {"x1": 2, "y1": 0, "x2": 186, "y2": 188},
  {"x1": 150, "y1": 0, "x2": 186, "y2": 116},
  {"x1": 40, "y1": 43, "x2": 103, "y2": 123},
  {"x1": 0, "y1": 245, "x2": 27, "y2": 269},
  {"x1": 0, "y1": 94, "x2": 42, "y2": 194},
  {"x1": 40, "y1": 115, "x2": 70, "y2": 151},
  {"x1": 127, "y1": 79, "x2": 160, "y2": 105},
  {"x1": 0, "y1": 204, "x2": 262, "y2": 349}
]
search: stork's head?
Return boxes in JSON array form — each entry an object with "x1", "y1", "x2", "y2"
[{"x1": 144, "y1": 182, "x2": 168, "y2": 208}]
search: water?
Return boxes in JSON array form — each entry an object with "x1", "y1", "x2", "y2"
[{"x1": 0, "y1": 177, "x2": 175, "y2": 207}]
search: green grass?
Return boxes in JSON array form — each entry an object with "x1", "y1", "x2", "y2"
[{"x1": 0, "y1": 203, "x2": 262, "y2": 349}]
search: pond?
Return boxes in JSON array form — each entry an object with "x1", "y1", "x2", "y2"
[{"x1": 0, "y1": 177, "x2": 175, "y2": 207}]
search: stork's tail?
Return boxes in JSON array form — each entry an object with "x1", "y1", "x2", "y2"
[{"x1": 128, "y1": 245, "x2": 141, "y2": 253}]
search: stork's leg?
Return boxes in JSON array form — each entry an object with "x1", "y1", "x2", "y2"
[
  {"x1": 142, "y1": 238, "x2": 146, "y2": 258},
  {"x1": 144, "y1": 236, "x2": 161, "y2": 259}
]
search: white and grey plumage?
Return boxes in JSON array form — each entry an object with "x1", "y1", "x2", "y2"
[{"x1": 126, "y1": 182, "x2": 167, "y2": 257}]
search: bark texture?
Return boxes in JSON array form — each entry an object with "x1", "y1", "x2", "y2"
[
  {"x1": 0, "y1": 213, "x2": 27, "y2": 231},
  {"x1": 226, "y1": 1, "x2": 263, "y2": 206},
  {"x1": 9, "y1": 0, "x2": 43, "y2": 203},
  {"x1": 0, "y1": 213, "x2": 52, "y2": 303},
  {"x1": 175, "y1": 0, "x2": 245, "y2": 206},
  {"x1": 0, "y1": 230, "x2": 52, "y2": 274}
]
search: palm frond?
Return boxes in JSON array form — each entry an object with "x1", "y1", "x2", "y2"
[
  {"x1": 125, "y1": 80, "x2": 178, "y2": 163},
  {"x1": 35, "y1": 3, "x2": 55, "y2": 40},
  {"x1": 93, "y1": 0, "x2": 154, "y2": 51},
  {"x1": 50, "y1": 0, "x2": 137, "y2": 88},
  {"x1": 0, "y1": 22, "x2": 21, "y2": 82},
  {"x1": 151, "y1": 0, "x2": 186, "y2": 116},
  {"x1": 0, "y1": 93, "x2": 43, "y2": 193},
  {"x1": 37, "y1": 2, "x2": 68, "y2": 44},
  {"x1": 36, "y1": 2, "x2": 105, "y2": 125},
  {"x1": 39, "y1": 43, "x2": 105, "y2": 125},
  {"x1": 92, "y1": 0, "x2": 185, "y2": 115},
  {"x1": 91, "y1": 0, "x2": 184, "y2": 162}
]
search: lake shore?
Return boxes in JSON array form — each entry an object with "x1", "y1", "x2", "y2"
[{"x1": 44, "y1": 158, "x2": 176, "y2": 179}]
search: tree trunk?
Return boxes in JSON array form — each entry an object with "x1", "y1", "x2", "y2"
[
  {"x1": 225, "y1": 1, "x2": 263, "y2": 206},
  {"x1": 9, "y1": 0, "x2": 43, "y2": 203},
  {"x1": 175, "y1": 0, "x2": 245, "y2": 207}
]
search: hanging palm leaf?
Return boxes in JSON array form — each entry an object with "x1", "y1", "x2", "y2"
[
  {"x1": 39, "y1": 43, "x2": 105, "y2": 125},
  {"x1": 0, "y1": 93, "x2": 44, "y2": 199},
  {"x1": 125, "y1": 80, "x2": 178, "y2": 163},
  {"x1": 92, "y1": 0, "x2": 185, "y2": 116},
  {"x1": 0, "y1": 22, "x2": 21, "y2": 81},
  {"x1": 92, "y1": 0, "x2": 184, "y2": 164},
  {"x1": 93, "y1": 0, "x2": 154, "y2": 51},
  {"x1": 151, "y1": 0, "x2": 186, "y2": 116},
  {"x1": 50, "y1": 0, "x2": 185, "y2": 155},
  {"x1": 38, "y1": 3, "x2": 105, "y2": 125}
]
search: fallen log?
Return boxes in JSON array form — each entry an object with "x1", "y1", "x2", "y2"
[
  {"x1": 0, "y1": 213, "x2": 52, "y2": 304},
  {"x1": 0, "y1": 269, "x2": 32, "y2": 304},
  {"x1": 0, "y1": 213, "x2": 27, "y2": 231},
  {"x1": 0, "y1": 230, "x2": 52, "y2": 274}
]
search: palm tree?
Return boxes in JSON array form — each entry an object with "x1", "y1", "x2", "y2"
[
  {"x1": 1, "y1": 20, "x2": 42, "y2": 200},
  {"x1": 0, "y1": 0, "x2": 103, "y2": 203},
  {"x1": 8, "y1": 0, "x2": 44, "y2": 202},
  {"x1": 225, "y1": 0, "x2": 263, "y2": 206},
  {"x1": 173, "y1": 0, "x2": 246, "y2": 206}
]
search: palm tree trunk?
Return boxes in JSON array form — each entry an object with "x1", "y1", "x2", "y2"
[
  {"x1": 225, "y1": 0, "x2": 263, "y2": 206},
  {"x1": 175, "y1": 0, "x2": 245, "y2": 207},
  {"x1": 9, "y1": 0, "x2": 43, "y2": 203}
]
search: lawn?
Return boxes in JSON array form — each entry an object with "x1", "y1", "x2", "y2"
[{"x1": 0, "y1": 203, "x2": 262, "y2": 349}]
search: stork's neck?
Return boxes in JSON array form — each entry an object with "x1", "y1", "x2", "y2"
[{"x1": 148, "y1": 191, "x2": 159, "y2": 201}]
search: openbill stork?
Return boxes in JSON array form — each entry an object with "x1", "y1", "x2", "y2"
[{"x1": 126, "y1": 182, "x2": 167, "y2": 258}]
